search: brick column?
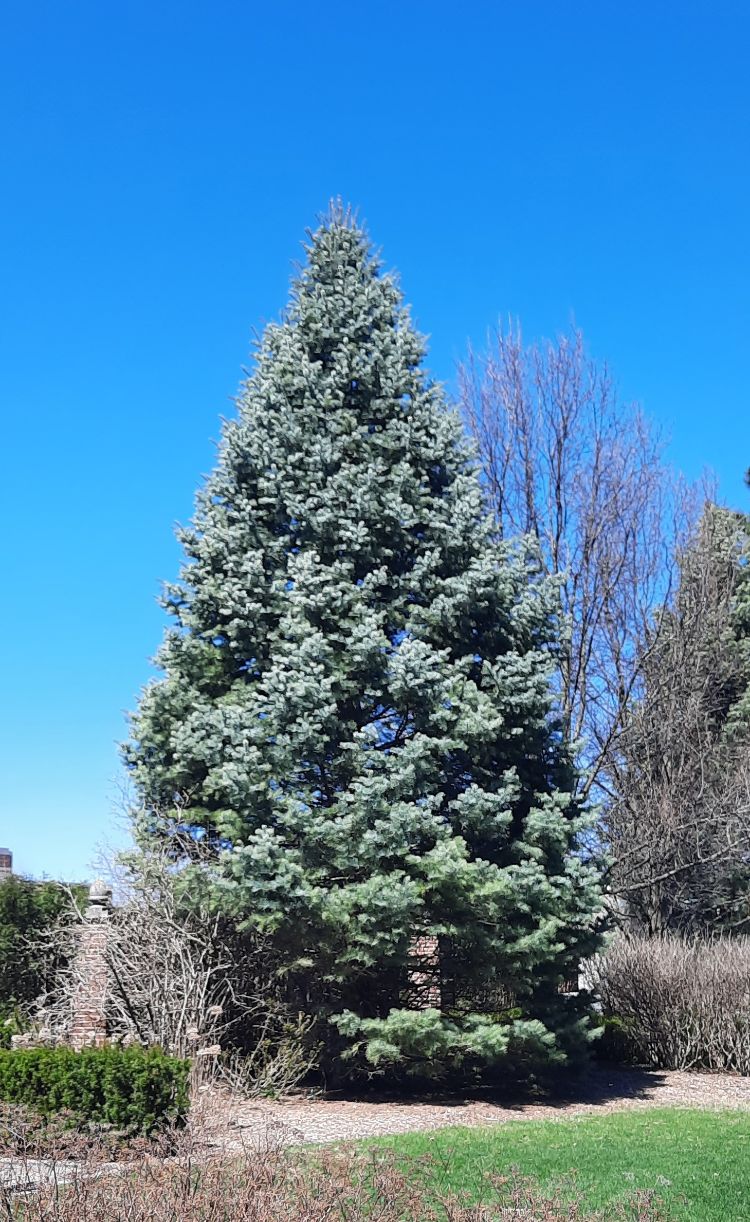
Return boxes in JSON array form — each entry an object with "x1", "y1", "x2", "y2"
[
  {"x1": 69, "y1": 879, "x2": 112, "y2": 1050},
  {"x1": 408, "y1": 934, "x2": 442, "y2": 1008}
]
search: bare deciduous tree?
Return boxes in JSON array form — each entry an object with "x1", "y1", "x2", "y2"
[
  {"x1": 458, "y1": 327, "x2": 750, "y2": 933},
  {"x1": 459, "y1": 325, "x2": 699, "y2": 804},
  {"x1": 606, "y1": 505, "x2": 750, "y2": 934}
]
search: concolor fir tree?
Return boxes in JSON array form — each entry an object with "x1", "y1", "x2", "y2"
[{"x1": 127, "y1": 208, "x2": 602, "y2": 1079}]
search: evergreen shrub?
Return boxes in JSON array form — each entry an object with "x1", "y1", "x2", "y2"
[{"x1": 0, "y1": 1045, "x2": 189, "y2": 1132}]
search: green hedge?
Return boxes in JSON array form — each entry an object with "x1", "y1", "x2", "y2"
[{"x1": 0, "y1": 1045, "x2": 189, "y2": 1132}]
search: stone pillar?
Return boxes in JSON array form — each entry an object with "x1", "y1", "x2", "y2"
[
  {"x1": 0, "y1": 847, "x2": 12, "y2": 881},
  {"x1": 408, "y1": 934, "x2": 442, "y2": 1009},
  {"x1": 69, "y1": 879, "x2": 112, "y2": 1050}
]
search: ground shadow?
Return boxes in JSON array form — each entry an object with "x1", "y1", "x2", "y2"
[{"x1": 317, "y1": 1064, "x2": 669, "y2": 1114}]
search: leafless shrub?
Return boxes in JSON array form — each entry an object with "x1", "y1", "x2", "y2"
[
  {"x1": 0, "y1": 1103, "x2": 170, "y2": 1162},
  {"x1": 0, "y1": 1129, "x2": 669, "y2": 1220},
  {"x1": 210, "y1": 1021, "x2": 318, "y2": 1099},
  {"x1": 27, "y1": 835, "x2": 317, "y2": 1097},
  {"x1": 590, "y1": 933, "x2": 750, "y2": 1072}
]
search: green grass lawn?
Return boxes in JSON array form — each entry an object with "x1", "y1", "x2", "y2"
[{"x1": 368, "y1": 1108, "x2": 750, "y2": 1220}]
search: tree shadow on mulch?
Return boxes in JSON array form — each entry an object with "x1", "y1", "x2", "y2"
[{"x1": 316, "y1": 1065, "x2": 668, "y2": 1113}]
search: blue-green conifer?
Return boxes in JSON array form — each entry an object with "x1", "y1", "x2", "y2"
[{"x1": 127, "y1": 209, "x2": 601, "y2": 1078}]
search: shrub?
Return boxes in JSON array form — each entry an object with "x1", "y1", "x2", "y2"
[
  {"x1": 0, "y1": 876, "x2": 87, "y2": 1013},
  {"x1": 593, "y1": 1015, "x2": 637, "y2": 1065},
  {"x1": 589, "y1": 933, "x2": 750, "y2": 1072},
  {"x1": 0, "y1": 1102, "x2": 166, "y2": 1160},
  {"x1": 0, "y1": 1045, "x2": 189, "y2": 1132},
  {"x1": 0, "y1": 1138, "x2": 669, "y2": 1220},
  {"x1": 0, "y1": 1004, "x2": 26, "y2": 1051}
]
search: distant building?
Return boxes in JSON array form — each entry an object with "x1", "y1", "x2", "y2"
[{"x1": 0, "y1": 847, "x2": 12, "y2": 880}]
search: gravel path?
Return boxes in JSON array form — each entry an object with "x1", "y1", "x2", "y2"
[
  {"x1": 195, "y1": 1067, "x2": 750, "y2": 1150},
  {"x1": 0, "y1": 1157, "x2": 124, "y2": 1191}
]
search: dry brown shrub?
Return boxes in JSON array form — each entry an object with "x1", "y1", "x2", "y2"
[
  {"x1": 590, "y1": 933, "x2": 750, "y2": 1072},
  {"x1": 0, "y1": 1129, "x2": 669, "y2": 1221}
]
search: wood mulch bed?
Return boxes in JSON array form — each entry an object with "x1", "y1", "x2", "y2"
[{"x1": 192, "y1": 1066, "x2": 750, "y2": 1150}]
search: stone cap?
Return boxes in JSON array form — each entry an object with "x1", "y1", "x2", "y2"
[{"x1": 85, "y1": 880, "x2": 113, "y2": 916}]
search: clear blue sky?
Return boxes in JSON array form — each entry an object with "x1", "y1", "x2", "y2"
[{"x1": 2, "y1": 1, "x2": 748, "y2": 879}]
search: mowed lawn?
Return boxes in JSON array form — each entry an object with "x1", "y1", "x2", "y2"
[{"x1": 369, "y1": 1108, "x2": 750, "y2": 1220}]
